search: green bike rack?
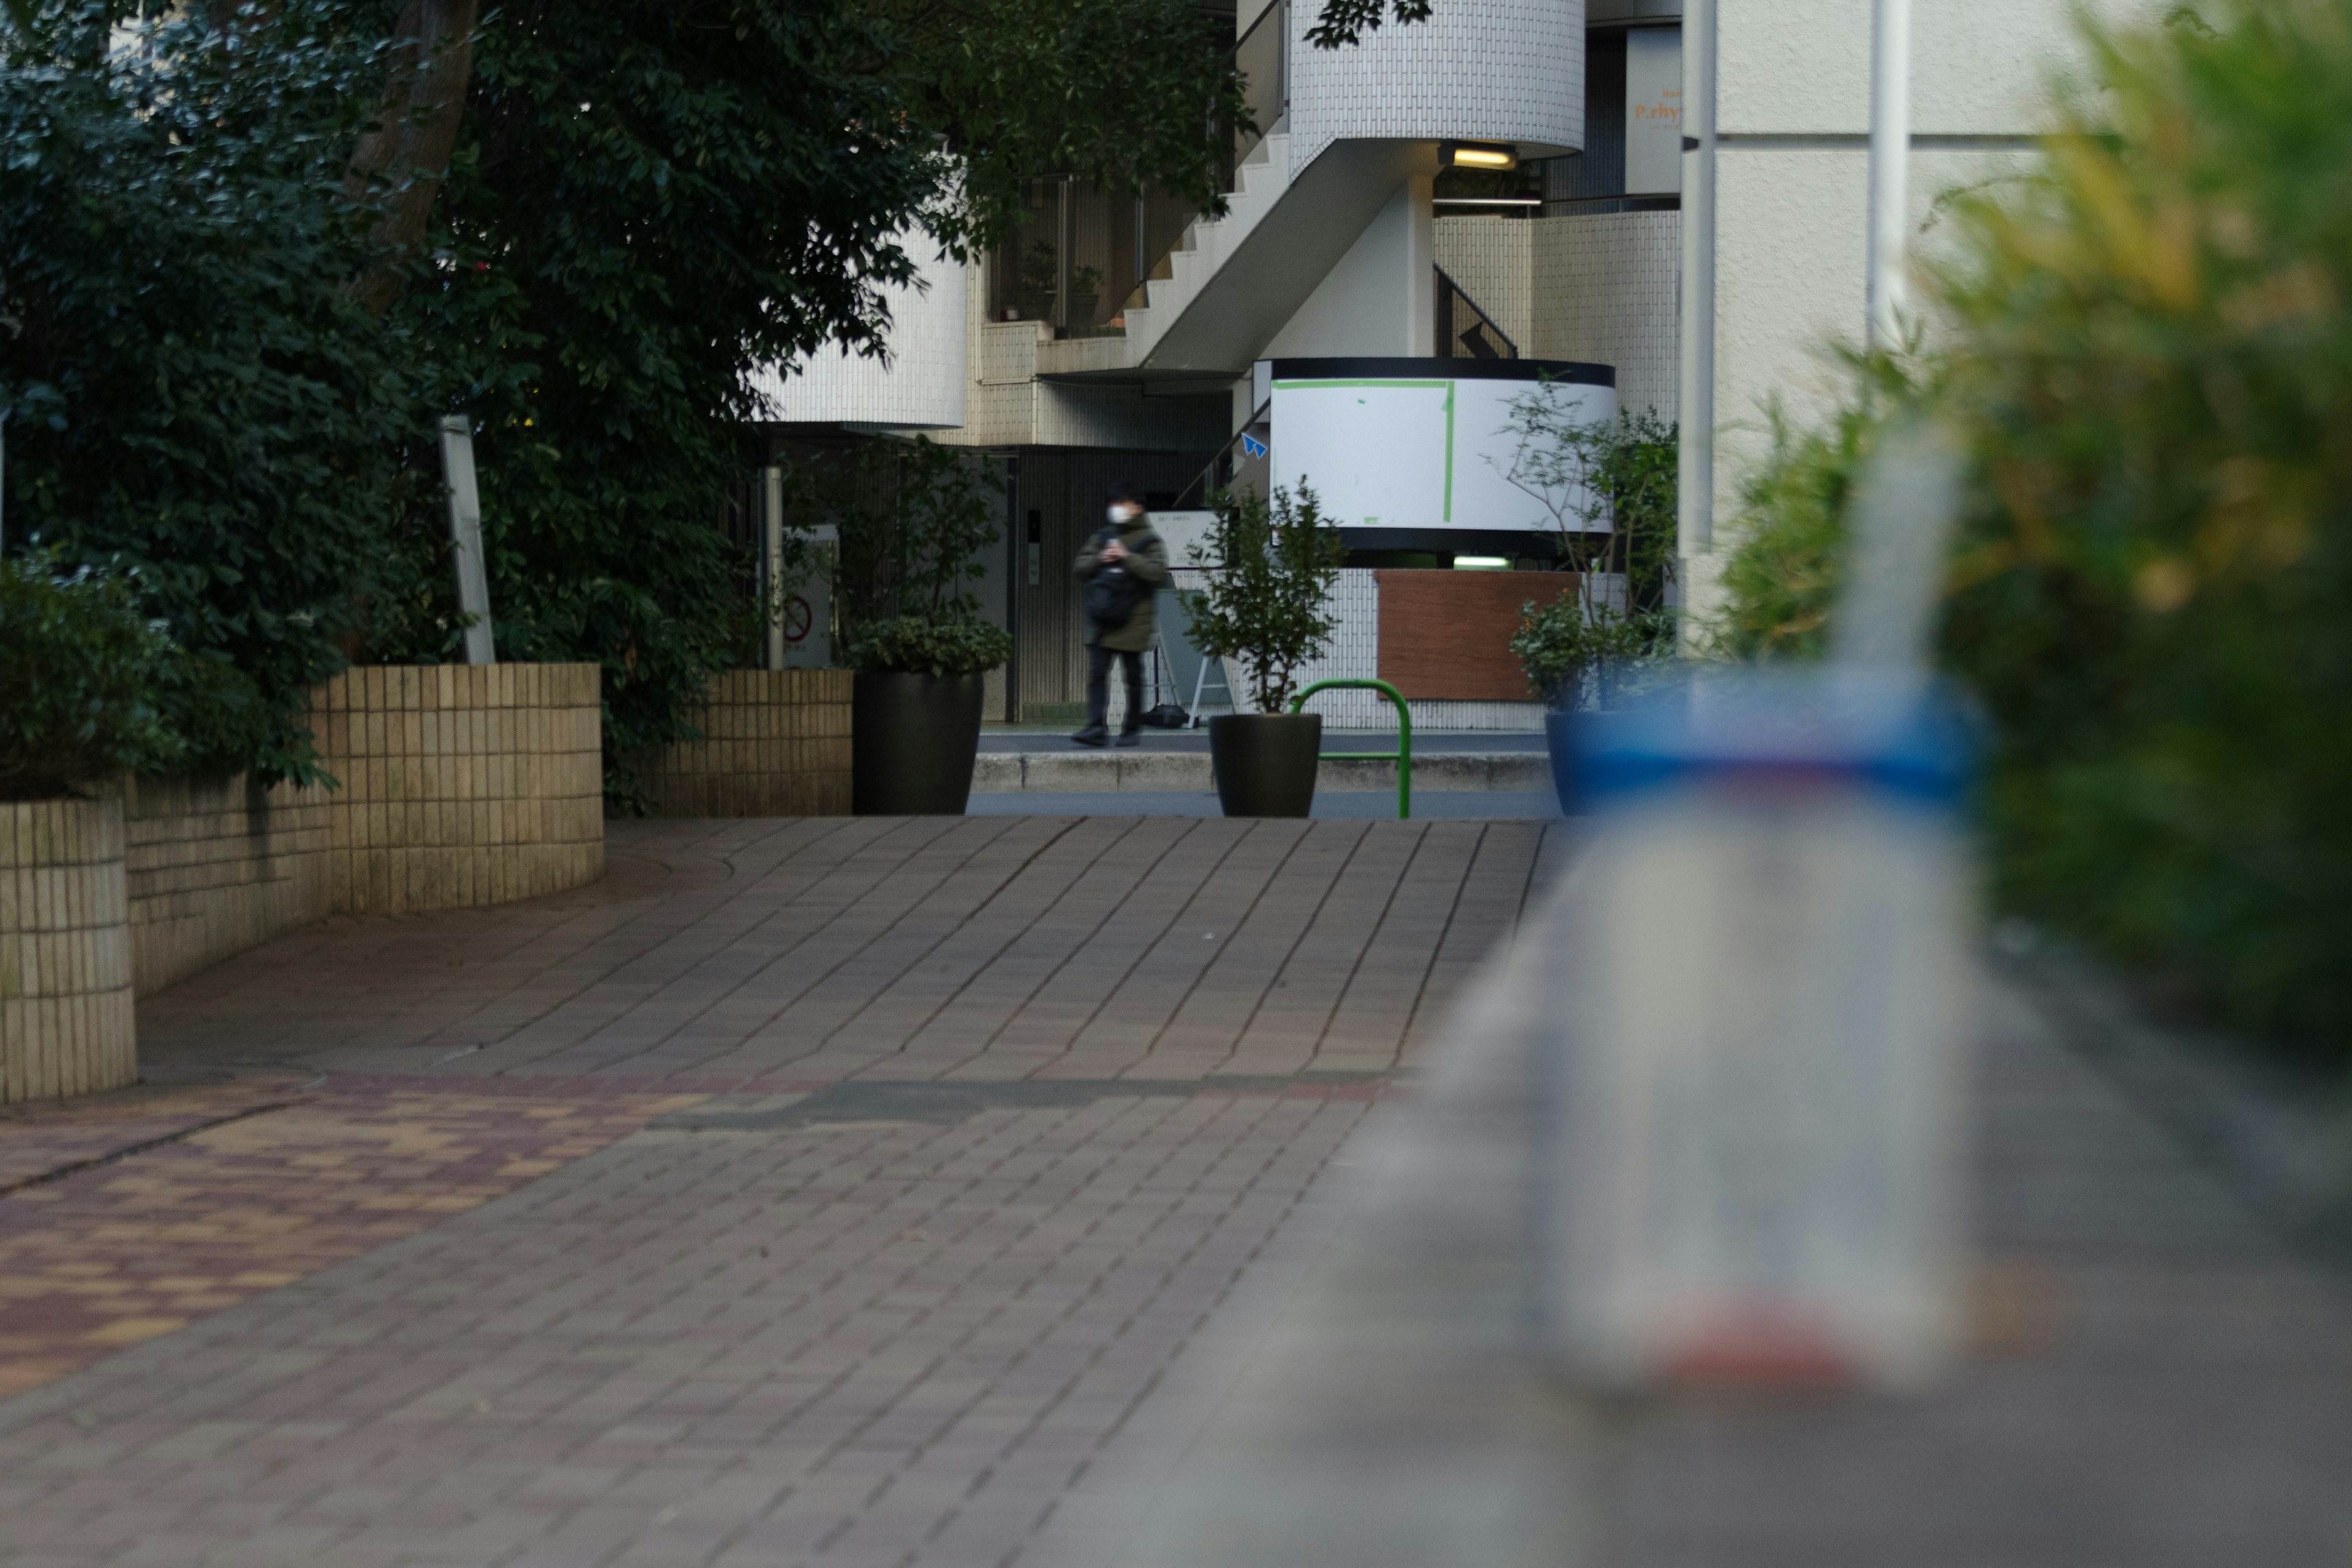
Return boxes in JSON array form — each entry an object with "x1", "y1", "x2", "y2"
[{"x1": 1289, "y1": 678, "x2": 1414, "y2": 820}]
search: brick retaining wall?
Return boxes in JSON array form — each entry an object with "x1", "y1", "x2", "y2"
[
  {"x1": 0, "y1": 796, "x2": 136, "y2": 1102},
  {"x1": 638, "y1": 669, "x2": 852, "y2": 818},
  {"x1": 124, "y1": 774, "x2": 333, "y2": 998},
  {"x1": 314, "y1": 663, "x2": 605, "y2": 915}
]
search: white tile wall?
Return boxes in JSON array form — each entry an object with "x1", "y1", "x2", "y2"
[
  {"x1": 1529, "y1": 210, "x2": 1681, "y2": 423},
  {"x1": 1433, "y1": 217, "x2": 1534, "y2": 352},
  {"x1": 753, "y1": 237, "x2": 968, "y2": 429},
  {"x1": 1289, "y1": 0, "x2": 1584, "y2": 173}
]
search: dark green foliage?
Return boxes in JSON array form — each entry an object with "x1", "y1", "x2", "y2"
[
  {"x1": 819, "y1": 437, "x2": 1005, "y2": 636},
  {"x1": 0, "y1": 2, "x2": 426, "y2": 781},
  {"x1": 784, "y1": 436, "x2": 1011, "y2": 676},
  {"x1": 1492, "y1": 393, "x2": 1678, "y2": 702},
  {"x1": 1716, "y1": 1, "x2": 2352, "y2": 1051},
  {"x1": 0, "y1": 557, "x2": 172, "y2": 799},
  {"x1": 1509, "y1": 601, "x2": 1673, "y2": 707},
  {"x1": 1185, "y1": 484, "x2": 1343, "y2": 714},
  {"x1": 0, "y1": 0, "x2": 1235, "y2": 807},
  {"x1": 364, "y1": 0, "x2": 940, "y2": 804},
  {"x1": 1709, "y1": 358, "x2": 1921, "y2": 663},
  {"x1": 1303, "y1": 0, "x2": 1432, "y2": 50},
  {"x1": 881, "y1": 0, "x2": 1250, "y2": 251},
  {"x1": 845, "y1": 615, "x2": 1014, "y2": 678},
  {"x1": 1931, "y1": 0, "x2": 2352, "y2": 1047}
]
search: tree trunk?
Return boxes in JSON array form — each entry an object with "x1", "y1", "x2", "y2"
[{"x1": 343, "y1": 0, "x2": 479, "y2": 317}]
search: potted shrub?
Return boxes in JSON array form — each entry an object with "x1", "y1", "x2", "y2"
[
  {"x1": 1185, "y1": 484, "x2": 1344, "y2": 817},
  {"x1": 0, "y1": 556, "x2": 176, "y2": 1102},
  {"x1": 818, "y1": 438, "x2": 1014, "y2": 815},
  {"x1": 1511, "y1": 595, "x2": 1676, "y2": 813},
  {"x1": 1494, "y1": 389, "x2": 1679, "y2": 812},
  {"x1": 845, "y1": 617, "x2": 1012, "y2": 814}
]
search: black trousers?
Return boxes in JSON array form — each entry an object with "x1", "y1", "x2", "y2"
[{"x1": 1086, "y1": 644, "x2": 1144, "y2": 732}]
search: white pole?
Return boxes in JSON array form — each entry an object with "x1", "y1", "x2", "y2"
[
  {"x1": 1866, "y1": 0, "x2": 1912, "y2": 353},
  {"x1": 438, "y1": 414, "x2": 496, "y2": 666},
  {"x1": 1677, "y1": 0, "x2": 1718, "y2": 556}
]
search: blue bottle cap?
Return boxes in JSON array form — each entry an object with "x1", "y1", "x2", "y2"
[{"x1": 1570, "y1": 668, "x2": 1976, "y2": 809}]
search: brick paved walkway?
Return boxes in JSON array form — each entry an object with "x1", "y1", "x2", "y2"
[
  {"x1": 0, "y1": 815, "x2": 1560, "y2": 1567},
  {"x1": 6, "y1": 812, "x2": 2343, "y2": 1564},
  {"x1": 146, "y1": 818, "x2": 1561, "y2": 1085}
]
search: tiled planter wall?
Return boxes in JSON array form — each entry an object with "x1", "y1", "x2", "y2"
[
  {"x1": 637, "y1": 669, "x2": 853, "y2": 818},
  {"x1": 124, "y1": 774, "x2": 333, "y2": 997},
  {"x1": 314, "y1": 664, "x2": 605, "y2": 915},
  {"x1": 0, "y1": 796, "x2": 136, "y2": 1103}
]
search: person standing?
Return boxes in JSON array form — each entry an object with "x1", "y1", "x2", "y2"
[{"x1": 1072, "y1": 479, "x2": 1169, "y2": 747}]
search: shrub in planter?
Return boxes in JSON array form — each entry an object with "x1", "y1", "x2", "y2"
[
  {"x1": 1185, "y1": 485, "x2": 1343, "y2": 817},
  {"x1": 1493, "y1": 390, "x2": 1679, "y2": 809},
  {"x1": 845, "y1": 613, "x2": 1016, "y2": 815},
  {"x1": 805, "y1": 439, "x2": 1014, "y2": 815}
]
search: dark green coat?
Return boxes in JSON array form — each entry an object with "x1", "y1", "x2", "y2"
[{"x1": 1074, "y1": 516, "x2": 1170, "y2": 652}]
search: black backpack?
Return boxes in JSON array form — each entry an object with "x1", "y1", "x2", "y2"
[{"x1": 1084, "y1": 526, "x2": 1155, "y2": 633}]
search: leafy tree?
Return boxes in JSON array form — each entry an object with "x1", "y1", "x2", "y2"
[
  {"x1": 783, "y1": 434, "x2": 1014, "y2": 677},
  {"x1": 0, "y1": 2, "x2": 428, "y2": 780},
  {"x1": 1303, "y1": 0, "x2": 1431, "y2": 49},
  {"x1": 1186, "y1": 483, "x2": 1343, "y2": 714},
  {"x1": 876, "y1": 0, "x2": 1251, "y2": 251},
  {"x1": 1492, "y1": 391, "x2": 1678, "y2": 703},
  {"x1": 364, "y1": 0, "x2": 941, "y2": 798},
  {"x1": 2, "y1": 0, "x2": 1252, "y2": 805}
]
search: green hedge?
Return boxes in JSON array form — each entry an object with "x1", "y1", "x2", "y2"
[
  {"x1": 1716, "y1": 0, "x2": 2352, "y2": 1051},
  {"x1": 0, "y1": 558, "x2": 172, "y2": 801}
]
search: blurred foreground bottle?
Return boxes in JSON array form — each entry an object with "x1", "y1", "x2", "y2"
[{"x1": 1540, "y1": 423, "x2": 1975, "y2": 1390}]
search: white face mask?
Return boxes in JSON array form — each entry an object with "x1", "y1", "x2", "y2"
[{"x1": 1107, "y1": 503, "x2": 1139, "y2": 526}]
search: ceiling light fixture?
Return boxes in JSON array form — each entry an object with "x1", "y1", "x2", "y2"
[{"x1": 1440, "y1": 140, "x2": 1518, "y2": 172}]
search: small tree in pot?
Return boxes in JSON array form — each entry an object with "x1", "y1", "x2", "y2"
[
  {"x1": 1495, "y1": 396, "x2": 1679, "y2": 812},
  {"x1": 1185, "y1": 483, "x2": 1343, "y2": 817},
  {"x1": 809, "y1": 437, "x2": 1012, "y2": 815}
]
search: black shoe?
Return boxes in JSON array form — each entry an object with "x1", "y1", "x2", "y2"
[
  {"x1": 1071, "y1": 725, "x2": 1109, "y2": 747},
  {"x1": 1114, "y1": 730, "x2": 1141, "y2": 747}
]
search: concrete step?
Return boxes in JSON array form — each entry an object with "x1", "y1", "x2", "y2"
[{"x1": 971, "y1": 750, "x2": 1551, "y2": 794}]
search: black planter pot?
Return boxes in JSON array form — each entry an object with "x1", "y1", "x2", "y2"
[
  {"x1": 853, "y1": 671, "x2": 986, "y2": 815},
  {"x1": 1208, "y1": 713, "x2": 1322, "y2": 818}
]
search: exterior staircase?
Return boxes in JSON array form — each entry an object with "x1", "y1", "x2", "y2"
[{"x1": 1035, "y1": 128, "x2": 1435, "y2": 382}]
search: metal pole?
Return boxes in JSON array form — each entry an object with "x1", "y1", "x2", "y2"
[
  {"x1": 1866, "y1": 0, "x2": 1912, "y2": 352},
  {"x1": 437, "y1": 414, "x2": 496, "y2": 665},
  {"x1": 762, "y1": 465, "x2": 786, "y2": 671},
  {"x1": 1676, "y1": 0, "x2": 1718, "y2": 555}
]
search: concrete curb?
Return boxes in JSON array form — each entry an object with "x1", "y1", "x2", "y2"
[{"x1": 970, "y1": 750, "x2": 1552, "y2": 794}]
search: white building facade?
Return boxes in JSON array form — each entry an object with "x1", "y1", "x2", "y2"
[{"x1": 765, "y1": 0, "x2": 2152, "y2": 724}]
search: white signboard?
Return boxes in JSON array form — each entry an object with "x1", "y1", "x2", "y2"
[
  {"x1": 1626, "y1": 28, "x2": 1684, "y2": 197},
  {"x1": 1271, "y1": 373, "x2": 1616, "y2": 532}
]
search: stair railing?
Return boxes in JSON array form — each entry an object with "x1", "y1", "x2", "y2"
[{"x1": 1434, "y1": 266, "x2": 1520, "y2": 360}]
